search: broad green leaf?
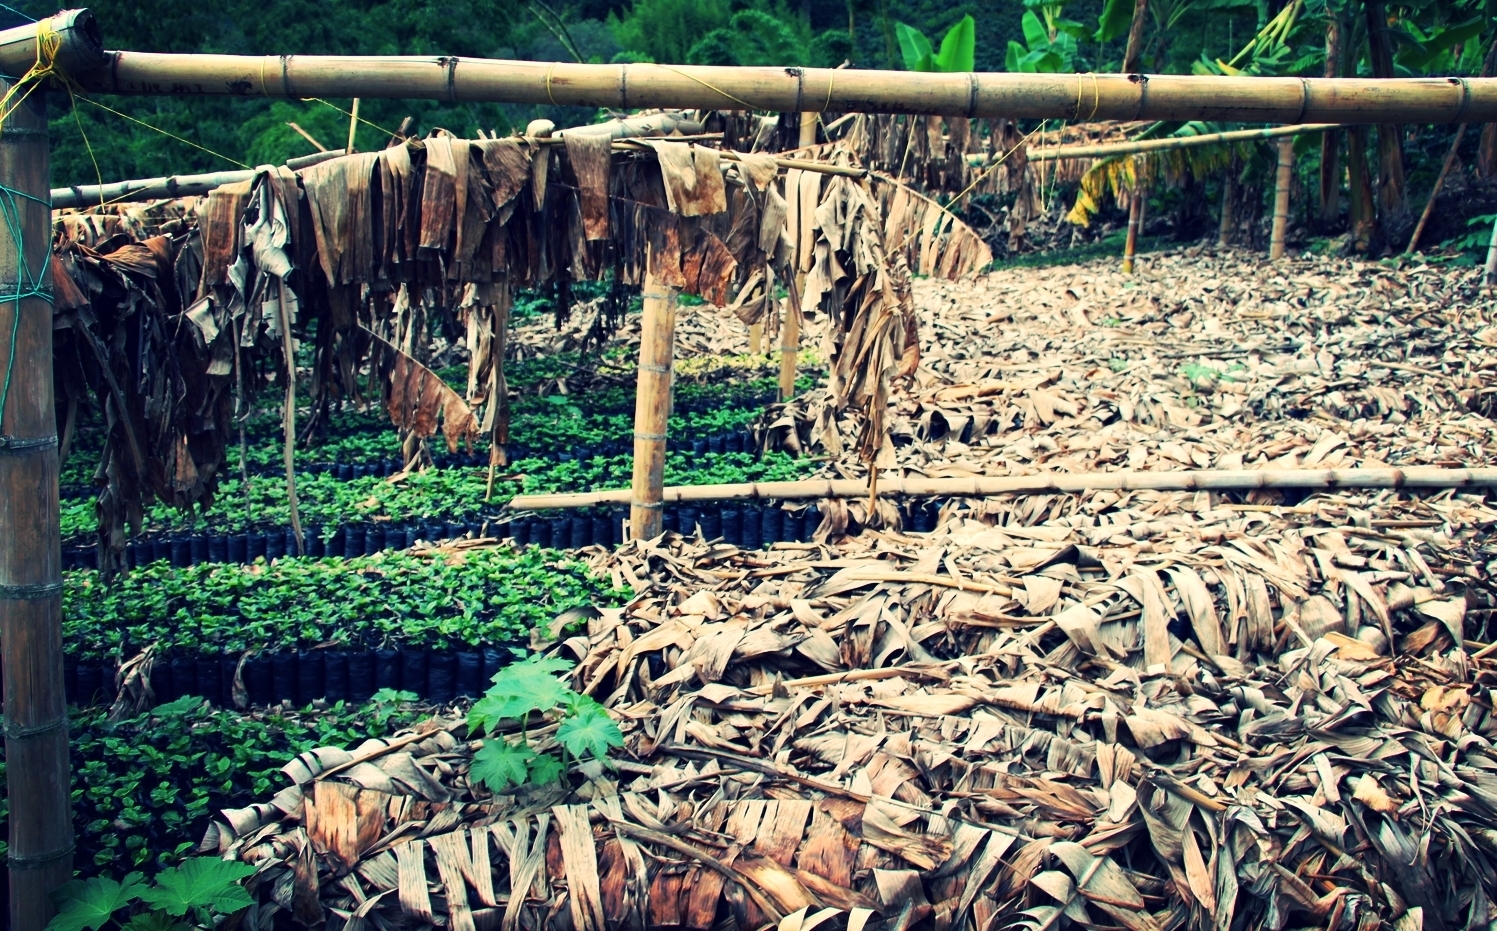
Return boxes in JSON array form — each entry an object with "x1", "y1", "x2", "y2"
[
  {"x1": 527, "y1": 752, "x2": 566, "y2": 785},
  {"x1": 46, "y1": 875, "x2": 147, "y2": 931},
  {"x1": 895, "y1": 22, "x2": 933, "y2": 71},
  {"x1": 557, "y1": 705, "x2": 624, "y2": 761},
  {"x1": 475, "y1": 655, "x2": 574, "y2": 730},
  {"x1": 1094, "y1": 0, "x2": 1132, "y2": 42},
  {"x1": 471, "y1": 738, "x2": 535, "y2": 792},
  {"x1": 1021, "y1": 12, "x2": 1049, "y2": 51},
  {"x1": 932, "y1": 14, "x2": 976, "y2": 73},
  {"x1": 137, "y1": 858, "x2": 255, "y2": 916},
  {"x1": 1006, "y1": 40, "x2": 1026, "y2": 72},
  {"x1": 120, "y1": 913, "x2": 191, "y2": 931}
]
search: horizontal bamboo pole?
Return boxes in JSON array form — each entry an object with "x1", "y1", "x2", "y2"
[
  {"x1": 1001, "y1": 122, "x2": 1340, "y2": 163},
  {"x1": 60, "y1": 51, "x2": 1497, "y2": 123},
  {"x1": 508, "y1": 467, "x2": 1497, "y2": 510},
  {"x1": 0, "y1": 9, "x2": 104, "y2": 79},
  {"x1": 51, "y1": 148, "x2": 344, "y2": 209}
]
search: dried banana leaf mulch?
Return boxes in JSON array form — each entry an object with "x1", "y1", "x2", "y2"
[{"x1": 207, "y1": 461, "x2": 1497, "y2": 931}]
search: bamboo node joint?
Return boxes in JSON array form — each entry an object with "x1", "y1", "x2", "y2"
[
  {"x1": 0, "y1": 581, "x2": 61, "y2": 600},
  {"x1": 0, "y1": 433, "x2": 57, "y2": 453},
  {"x1": 4, "y1": 714, "x2": 67, "y2": 740},
  {"x1": 7, "y1": 842, "x2": 74, "y2": 870}
]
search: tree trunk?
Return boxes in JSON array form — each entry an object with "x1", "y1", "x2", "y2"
[
  {"x1": 1364, "y1": 0, "x2": 1408, "y2": 245},
  {"x1": 1474, "y1": 37, "x2": 1497, "y2": 177},
  {"x1": 1318, "y1": 14, "x2": 1343, "y2": 229},
  {"x1": 1121, "y1": 0, "x2": 1149, "y2": 72},
  {"x1": 1347, "y1": 125, "x2": 1376, "y2": 252}
]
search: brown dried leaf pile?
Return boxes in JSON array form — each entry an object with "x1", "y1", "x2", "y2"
[{"x1": 203, "y1": 247, "x2": 1497, "y2": 931}]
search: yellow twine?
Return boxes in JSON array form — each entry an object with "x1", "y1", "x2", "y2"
[
  {"x1": 545, "y1": 62, "x2": 558, "y2": 106},
  {"x1": 1075, "y1": 72, "x2": 1101, "y2": 121},
  {"x1": 79, "y1": 98, "x2": 250, "y2": 169},
  {"x1": 0, "y1": 17, "x2": 69, "y2": 132},
  {"x1": 652, "y1": 64, "x2": 761, "y2": 112},
  {"x1": 306, "y1": 97, "x2": 397, "y2": 142}
]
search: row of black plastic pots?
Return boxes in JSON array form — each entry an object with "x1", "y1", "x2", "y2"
[
  {"x1": 67, "y1": 645, "x2": 523, "y2": 709},
  {"x1": 59, "y1": 498, "x2": 948, "y2": 571}
]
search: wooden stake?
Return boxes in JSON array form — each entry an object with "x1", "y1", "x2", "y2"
[
  {"x1": 748, "y1": 322, "x2": 763, "y2": 354},
  {"x1": 1269, "y1": 135, "x2": 1294, "y2": 260},
  {"x1": 630, "y1": 273, "x2": 677, "y2": 541},
  {"x1": 1121, "y1": 185, "x2": 1143, "y2": 273},
  {"x1": 276, "y1": 282, "x2": 304, "y2": 555},
  {"x1": 778, "y1": 290, "x2": 801, "y2": 402},
  {"x1": 509, "y1": 466, "x2": 1497, "y2": 511},
  {"x1": 346, "y1": 98, "x2": 361, "y2": 155},
  {"x1": 0, "y1": 88, "x2": 72, "y2": 931},
  {"x1": 1405, "y1": 124, "x2": 1465, "y2": 254}
]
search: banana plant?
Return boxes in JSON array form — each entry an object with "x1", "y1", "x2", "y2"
[
  {"x1": 895, "y1": 14, "x2": 975, "y2": 72},
  {"x1": 1005, "y1": 1, "x2": 1085, "y2": 73}
]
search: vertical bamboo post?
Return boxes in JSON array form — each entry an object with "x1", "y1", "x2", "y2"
[
  {"x1": 0, "y1": 89, "x2": 72, "y2": 931},
  {"x1": 1483, "y1": 212, "x2": 1497, "y2": 288},
  {"x1": 777, "y1": 115, "x2": 818, "y2": 401},
  {"x1": 1121, "y1": 186, "x2": 1142, "y2": 273},
  {"x1": 1269, "y1": 136, "x2": 1294, "y2": 261},
  {"x1": 748, "y1": 321, "x2": 763, "y2": 354},
  {"x1": 346, "y1": 98, "x2": 361, "y2": 155},
  {"x1": 1218, "y1": 167, "x2": 1236, "y2": 247},
  {"x1": 630, "y1": 272, "x2": 677, "y2": 541}
]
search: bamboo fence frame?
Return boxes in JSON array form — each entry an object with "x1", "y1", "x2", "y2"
[
  {"x1": 0, "y1": 90, "x2": 73, "y2": 928},
  {"x1": 51, "y1": 148, "x2": 344, "y2": 209},
  {"x1": 0, "y1": 20, "x2": 1477, "y2": 125},
  {"x1": 629, "y1": 274, "x2": 677, "y2": 541},
  {"x1": 508, "y1": 467, "x2": 1497, "y2": 511}
]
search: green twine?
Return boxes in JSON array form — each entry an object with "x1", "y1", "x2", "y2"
[{"x1": 0, "y1": 181, "x2": 53, "y2": 437}]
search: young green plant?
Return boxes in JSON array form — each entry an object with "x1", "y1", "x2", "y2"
[{"x1": 466, "y1": 655, "x2": 623, "y2": 792}]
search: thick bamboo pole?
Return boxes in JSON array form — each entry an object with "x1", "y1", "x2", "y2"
[
  {"x1": 630, "y1": 273, "x2": 676, "y2": 541},
  {"x1": 1269, "y1": 136, "x2": 1294, "y2": 260},
  {"x1": 51, "y1": 148, "x2": 342, "y2": 209},
  {"x1": 0, "y1": 9, "x2": 104, "y2": 76},
  {"x1": 0, "y1": 90, "x2": 72, "y2": 931},
  {"x1": 57, "y1": 52, "x2": 1497, "y2": 124},
  {"x1": 510, "y1": 466, "x2": 1497, "y2": 510},
  {"x1": 1010, "y1": 123, "x2": 1338, "y2": 162}
]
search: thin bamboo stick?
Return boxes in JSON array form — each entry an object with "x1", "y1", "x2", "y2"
[
  {"x1": 51, "y1": 148, "x2": 344, "y2": 209},
  {"x1": 1484, "y1": 212, "x2": 1497, "y2": 288},
  {"x1": 64, "y1": 51, "x2": 1497, "y2": 123},
  {"x1": 0, "y1": 87, "x2": 72, "y2": 931},
  {"x1": 1269, "y1": 135, "x2": 1293, "y2": 260},
  {"x1": 983, "y1": 123, "x2": 1341, "y2": 164},
  {"x1": 1405, "y1": 123, "x2": 1465, "y2": 254},
  {"x1": 508, "y1": 466, "x2": 1497, "y2": 510},
  {"x1": 346, "y1": 97, "x2": 360, "y2": 154},
  {"x1": 1121, "y1": 186, "x2": 1143, "y2": 273},
  {"x1": 287, "y1": 122, "x2": 328, "y2": 152},
  {"x1": 630, "y1": 272, "x2": 677, "y2": 541}
]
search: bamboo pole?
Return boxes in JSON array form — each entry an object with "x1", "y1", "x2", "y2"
[
  {"x1": 1269, "y1": 135, "x2": 1294, "y2": 260},
  {"x1": 57, "y1": 51, "x2": 1497, "y2": 124},
  {"x1": 0, "y1": 87, "x2": 72, "y2": 931},
  {"x1": 1121, "y1": 184, "x2": 1143, "y2": 273},
  {"x1": 1000, "y1": 123, "x2": 1340, "y2": 164},
  {"x1": 0, "y1": 9, "x2": 104, "y2": 75},
  {"x1": 1405, "y1": 124, "x2": 1465, "y2": 254},
  {"x1": 51, "y1": 148, "x2": 344, "y2": 209},
  {"x1": 346, "y1": 97, "x2": 360, "y2": 154},
  {"x1": 1484, "y1": 212, "x2": 1497, "y2": 288},
  {"x1": 630, "y1": 272, "x2": 676, "y2": 541},
  {"x1": 1218, "y1": 166, "x2": 1236, "y2": 247},
  {"x1": 509, "y1": 466, "x2": 1497, "y2": 510}
]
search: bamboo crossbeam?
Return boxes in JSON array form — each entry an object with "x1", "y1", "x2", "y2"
[
  {"x1": 51, "y1": 148, "x2": 345, "y2": 209},
  {"x1": 51, "y1": 52, "x2": 1497, "y2": 124},
  {"x1": 508, "y1": 467, "x2": 1497, "y2": 510},
  {"x1": 977, "y1": 123, "x2": 1341, "y2": 164}
]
